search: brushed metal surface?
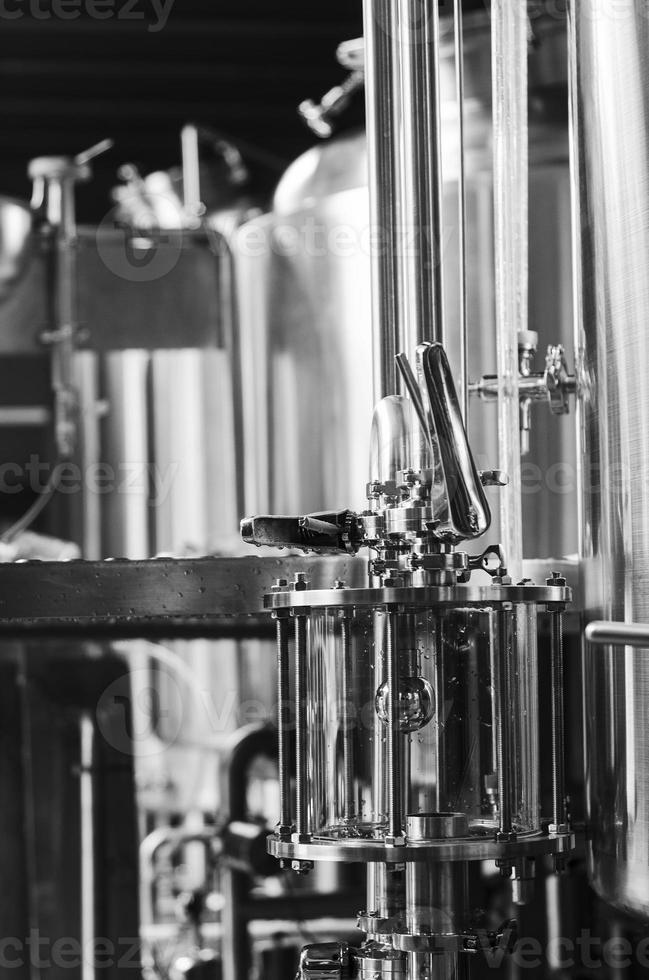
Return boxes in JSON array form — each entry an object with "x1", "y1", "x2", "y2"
[{"x1": 571, "y1": 0, "x2": 649, "y2": 918}]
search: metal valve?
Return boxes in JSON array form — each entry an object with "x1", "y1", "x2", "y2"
[{"x1": 298, "y1": 71, "x2": 365, "y2": 139}]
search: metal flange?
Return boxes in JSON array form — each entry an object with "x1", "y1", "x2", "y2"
[
  {"x1": 267, "y1": 830, "x2": 575, "y2": 864},
  {"x1": 264, "y1": 583, "x2": 571, "y2": 612}
]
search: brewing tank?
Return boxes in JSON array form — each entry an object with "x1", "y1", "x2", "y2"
[
  {"x1": 570, "y1": 0, "x2": 649, "y2": 919},
  {"x1": 236, "y1": 12, "x2": 577, "y2": 561}
]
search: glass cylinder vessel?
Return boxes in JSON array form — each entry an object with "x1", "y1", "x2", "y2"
[{"x1": 302, "y1": 599, "x2": 541, "y2": 840}]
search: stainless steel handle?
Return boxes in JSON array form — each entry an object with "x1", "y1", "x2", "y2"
[
  {"x1": 419, "y1": 342, "x2": 491, "y2": 541},
  {"x1": 585, "y1": 621, "x2": 649, "y2": 648}
]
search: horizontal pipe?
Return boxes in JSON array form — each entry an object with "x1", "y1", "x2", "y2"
[{"x1": 585, "y1": 621, "x2": 649, "y2": 648}]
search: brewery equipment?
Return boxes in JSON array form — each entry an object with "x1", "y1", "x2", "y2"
[
  {"x1": 1, "y1": 0, "x2": 649, "y2": 972},
  {"x1": 239, "y1": 1, "x2": 579, "y2": 975},
  {"x1": 241, "y1": 340, "x2": 574, "y2": 980}
]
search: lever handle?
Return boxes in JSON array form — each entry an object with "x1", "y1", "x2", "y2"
[
  {"x1": 240, "y1": 510, "x2": 361, "y2": 554},
  {"x1": 419, "y1": 343, "x2": 491, "y2": 541}
]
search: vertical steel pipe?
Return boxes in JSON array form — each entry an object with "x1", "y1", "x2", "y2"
[
  {"x1": 363, "y1": 0, "x2": 445, "y2": 402},
  {"x1": 406, "y1": 814, "x2": 469, "y2": 980},
  {"x1": 364, "y1": 0, "x2": 403, "y2": 401},
  {"x1": 398, "y1": 0, "x2": 445, "y2": 358},
  {"x1": 452, "y1": 0, "x2": 468, "y2": 422},
  {"x1": 491, "y1": 0, "x2": 527, "y2": 581}
]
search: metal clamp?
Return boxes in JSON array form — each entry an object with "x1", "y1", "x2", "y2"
[
  {"x1": 544, "y1": 345, "x2": 575, "y2": 416},
  {"x1": 298, "y1": 942, "x2": 352, "y2": 980}
]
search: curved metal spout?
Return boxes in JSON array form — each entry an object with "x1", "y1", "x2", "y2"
[{"x1": 419, "y1": 343, "x2": 490, "y2": 540}]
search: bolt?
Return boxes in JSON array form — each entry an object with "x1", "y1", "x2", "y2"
[
  {"x1": 293, "y1": 572, "x2": 309, "y2": 591},
  {"x1": 272, "y1": 577, "x2": 288, "y2": 593},
  {"x1": 291, "y1": 860, "x2": 313, "y2": 876},
  {"x1": 546, "y1": 571, "x2": 567, "y2": 587},
  {"x1": 334, "y1": 579, "x2": 346, "y2": 589},
  {"x1": 553, "y1": 855, "x2": 567, "y2": 875},
  {"x1": 548, "y1": 822, "x2": 570, "y2": 835}
]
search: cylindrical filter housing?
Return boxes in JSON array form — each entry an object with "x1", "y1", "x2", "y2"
[{"x1": 301, "y1": 596, "x2": 541, "y2": 841}]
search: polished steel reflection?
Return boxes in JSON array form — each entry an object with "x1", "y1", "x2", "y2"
[
  {"x1": 363, "y1": 0, "x2": 403, "y2": 401},
  {"x1": 570, "y1": 0, "x2": 649, "y2": 918}
]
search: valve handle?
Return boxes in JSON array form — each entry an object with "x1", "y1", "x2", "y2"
[{"x1": 240, "y1": 510, "x2": 361, "y2": 554}]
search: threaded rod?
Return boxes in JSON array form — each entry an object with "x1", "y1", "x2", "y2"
[{"x1": 275, "y1": 616, "x2": 292, "y2": 833}]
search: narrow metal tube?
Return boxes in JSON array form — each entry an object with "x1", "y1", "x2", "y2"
[
  {"x1": 275, "y1": 616, "x2": 292, "y2": 834},
  {"x1": 491, "y1": 0, "x2": 527, "y2": 580},
  {"x1": 363, "y1": 0, "x2": 402, "y2": 401},
  {"x1": 295, "y1": 614, "x2": 309, "y2": 836},
  {"x1": 386, "y1": 610, "x2": 402, "y2": 838},
  {"x1": 453, "y1": 0, "x2": 468, "y2": 422},
  {"x1": 550, "y1": 610, "x2": 566, "y2": 827},
  {"x1": 398, "y1": 0, "x2": 445, "y2": 354},
  {"x1": 364, "y1": 0, "x2": 446, "y2": 400},
  {"x1": 340, "y1": 615, "x2": 355, "y2": 822}
]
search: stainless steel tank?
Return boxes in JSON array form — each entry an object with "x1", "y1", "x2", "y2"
[
  {"x1": 235, "y1": 12, "x2": 577, "y2": 560},
  {"x1": 570, "y1": 0, "x2": 649, "y2": 919}
]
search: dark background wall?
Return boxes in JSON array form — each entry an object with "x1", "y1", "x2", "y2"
[
  {"x1": 0, "y1": 0, "x2": 489, "y2": 221},
  {"x1": 0, "y1": 1, "x2": 366, "y2": 220}
]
